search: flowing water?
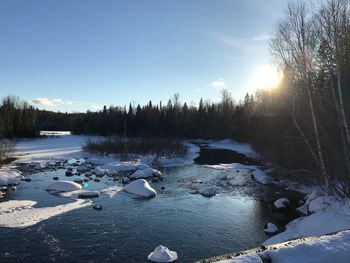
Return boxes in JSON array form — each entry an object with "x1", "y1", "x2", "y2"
[{"x1": 0, "y1": 147, "x2": 272, "y2": 263}]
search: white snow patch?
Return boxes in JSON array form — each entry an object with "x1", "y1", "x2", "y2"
[
  {"x1": 129, "y1": 168, "x2": 161, "y2": 179},
  {"x1": 264, "y1": 197, "x2": 350, "y2": 246},
  {"x1": 101, "y1": 186, "x2": 123, "y2": 198},
  {"x1": 0, "y1": 199, "x2": 91, "y2": 228},
  {"x1": 215, "y1": 254, "x2": 263, "y2": 263},
  {"x1": 45, "y1": 181, "x2": 82, "y2": 192}
]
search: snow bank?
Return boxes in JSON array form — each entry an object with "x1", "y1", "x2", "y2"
[
  {"x1": 203, "y1": 163, "x2": 251, "y2": 170},
  {"x1": 264, "y1": 197, "x2": 350, "y2": 246},
  {"x1": 124, "y1": 179, "x2": 157, "y2": 198},
  {"x1": 216, "y1": 230, "x2": 350, "y2": 263},
  {"x1": 46, "y1": 181, "x2": 82, "y2": 192},
  {"x1": 148, "y1": 245, "x2": 178, "y2": 262},
  {"x1": 0, "y1": 199, "x2": 91, "y2": 228},
  {"x1": 157, "y1": 142, "x2": 200, "y2": 167},
  {"x1": 0, "y1": 168, "x2": 23, "y2": 186},
  {"x1": 14, "y1": 135, "x2": 86, "y2": 162},
  {"x1": 216, "y1": 254, "x2": 263, "y2": 263},
  {"x1": 129, "y1": 168, "x2": 161, "y2": 179},
  {"x1": 100, "y1": 162, "x2": 139, "y2": 172},
  {"x1": 265, "y1": 230, "x2": 350, "y2": 263}
]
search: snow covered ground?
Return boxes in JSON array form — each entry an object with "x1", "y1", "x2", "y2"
[
  {"x1": 214, "y1": 230, "x2": 350, "y2": 263},
  {"x1": 0, "y1": 134, "x2": 202, "y2": 229},
  {"x1": 0, "y1": 199, "x2": 91, "y2": 228}
]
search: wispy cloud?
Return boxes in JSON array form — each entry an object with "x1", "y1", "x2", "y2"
[
  {"x1": 207, "y1": 78, "x2": 226, "y2": 89},
  {"x1": 32, "y1": 97, "x2": 69, "y2": 107},
  {"x1": 204, "y1": 31, "x2": 270, "y2": 50}
]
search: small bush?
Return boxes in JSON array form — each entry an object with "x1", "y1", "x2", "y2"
[
  {"x1": 0, "y1": 140, "x2": 16, "y2": 166},
  {"x1": 84, "y1": 136, "x2": 187, "y2": 159}
]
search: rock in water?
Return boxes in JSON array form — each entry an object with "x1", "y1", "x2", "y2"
[
  {"x1": 124, "y1": 179, "x2": 157, "y2": 198},
  {"x1": 273, "y1": 197, "x2": 290, "y2": 209},
  {"x1": 264, "y1": 222, "x2": 278, "y2": 234},
  {"x1": 198, "y1": 186, "x2": 216, "y2": 197},
  {"x1": 148, "y1": 245, "x2": 178, "y2": 263},
  {"x1": 45, "y1": 181, "x2": 82, "y2": 192},
  {"x1": 93, "y1": 204, "x2": 102, "y2": 210}
]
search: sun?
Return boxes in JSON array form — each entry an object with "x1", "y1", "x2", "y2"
[{"x1": 251, "y1": 64, "x2": 283, "y2": 92}]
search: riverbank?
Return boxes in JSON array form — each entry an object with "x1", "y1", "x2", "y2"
[{"x1": 1, "y1": 135, "x2": 349, "y2": 262}]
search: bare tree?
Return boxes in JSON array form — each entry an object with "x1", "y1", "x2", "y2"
[{"x1": 270, "y1": 2, "x2": 330, "y2": 191}]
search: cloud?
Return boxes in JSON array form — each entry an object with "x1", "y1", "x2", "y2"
[
  {"x1": 32, "y1": 97, "x2": 67, "y2": 107},
  {"x1": 203, "y1": 31, "x2": 270, "y2": 50},
  {"x1": 208, "y1": 78, "x2": 226, "y2": 89}
]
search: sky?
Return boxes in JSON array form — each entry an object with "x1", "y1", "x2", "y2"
[{"x1": 0, "y1": 0, "x2": 290, "y2": 112}]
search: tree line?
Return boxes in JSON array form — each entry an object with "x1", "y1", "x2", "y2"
[{"x1": 1, "y1": 0, "x2": 349, "y2": 195}]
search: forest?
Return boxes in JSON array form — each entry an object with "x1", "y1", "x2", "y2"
[{"x1": 1, "y1": 0, "x2": 349, "y2": 196}]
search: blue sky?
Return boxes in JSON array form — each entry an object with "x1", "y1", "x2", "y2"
[{"x1": 0, "y1": 0, "x2": 290, "y2": 112}]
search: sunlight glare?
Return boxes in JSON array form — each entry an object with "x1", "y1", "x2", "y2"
[{"x1": 252, "y1": 64, "x2": 283, "y2": 91}]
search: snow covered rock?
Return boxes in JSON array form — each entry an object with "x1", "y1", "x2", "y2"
[
  {"x1": 273, "y1": 198, "x2": 290, "y2": 209},
  {"x1": 0, "y1": 169, "x2": 23, "y2": 186},
  {"x1": 124, "y1": 179, "x2": 157, "y2": 198},
  {"x1": 147, "y1": 245, "x2": 178, "y2": 263},
  {"x1": 129, "y1": 168, "x2": 162, "y2": 179},
  {"x1": 264, "y1": 222, "x2": 278, "y2": 234},
  {"x1": 46, "y1": 181, "x2": 82, "y2": 192},
  {"x1": 198, "y1": 186, "x2": 217, "y2": 197}
]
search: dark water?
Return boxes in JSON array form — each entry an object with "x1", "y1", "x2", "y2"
[
  {"x1": 194, "y1": 147, "x2": 261, "y2": 166},
  {"x1": 0, "y1": 149, "x2": 270, "y2": 263}
]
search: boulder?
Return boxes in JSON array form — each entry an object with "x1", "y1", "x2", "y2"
[
  {"x1": 93, "y1": 167, "x2": 106, "y2": 177},
  {"x1": 198, "y1": 186, "x2": 216, "y2": 197}
]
